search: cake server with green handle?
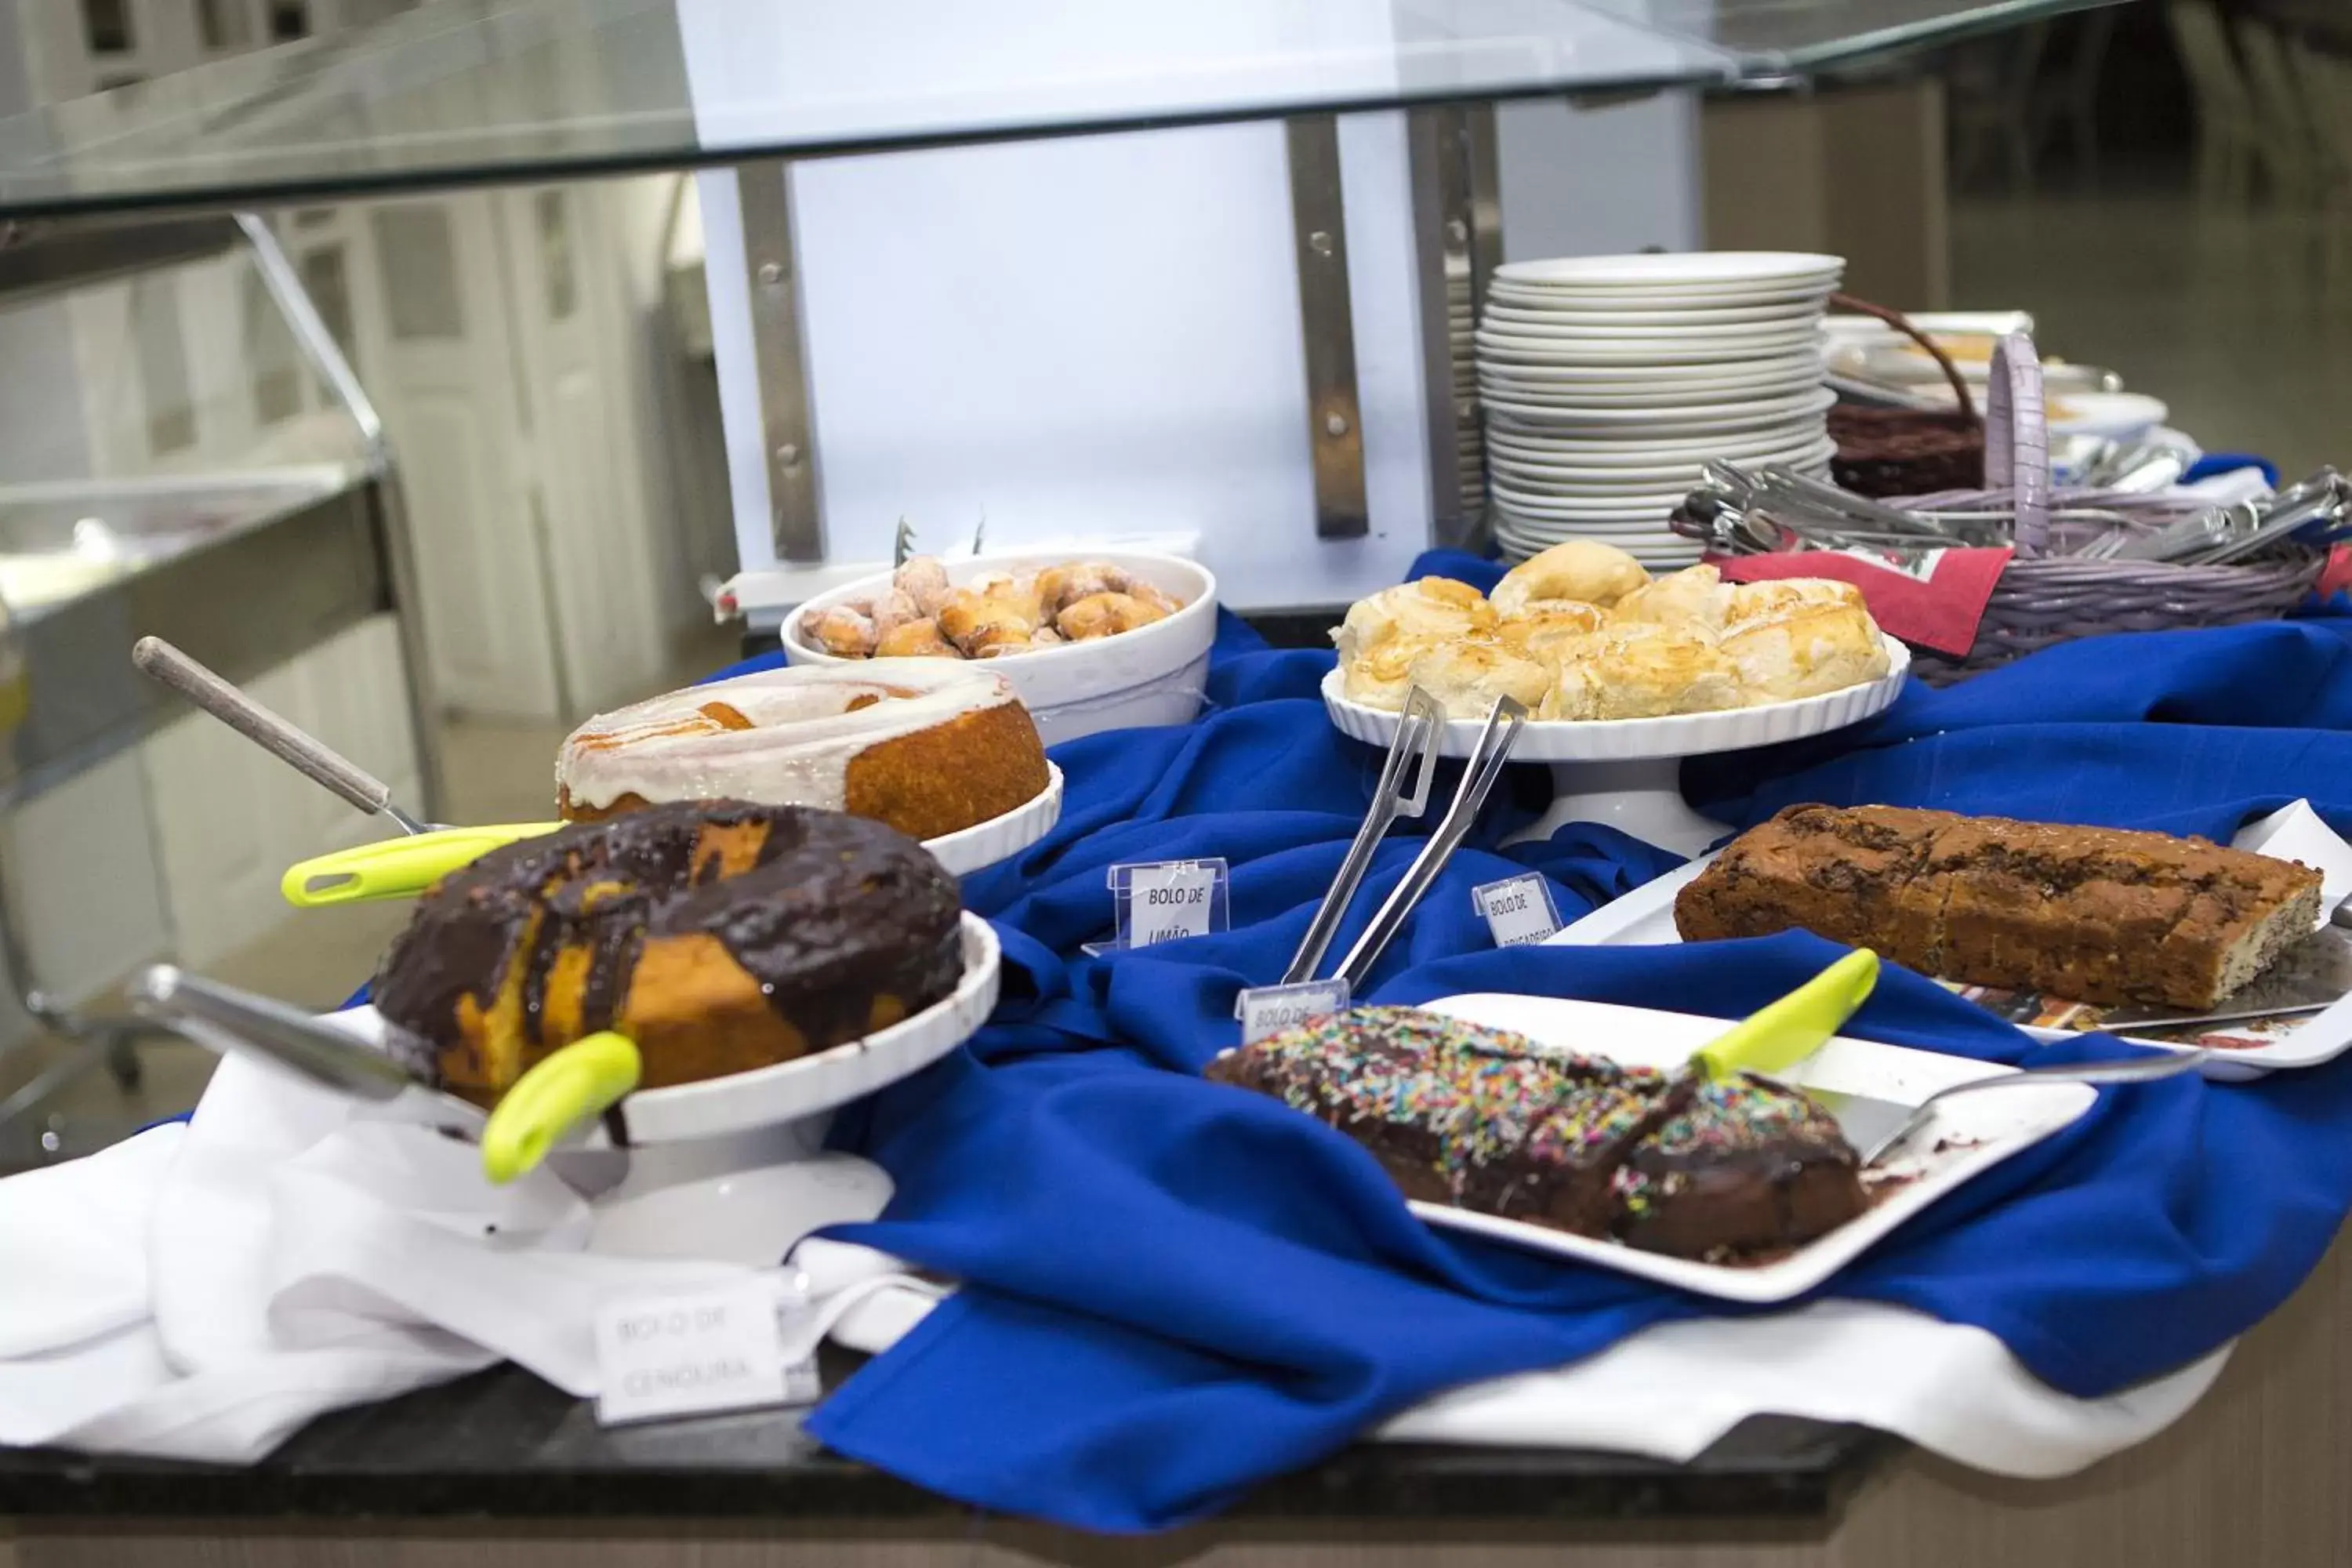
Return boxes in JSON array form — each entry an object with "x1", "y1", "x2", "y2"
[{"x1": 1693, "y1": 948, "x2": 2209, "y2": 1163}]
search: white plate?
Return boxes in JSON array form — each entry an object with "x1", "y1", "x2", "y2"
[
  {"x1": 1475, "y1": 331, "x2": 1823, "y2": 365},
  {"x1": 1486, "y1": 388, "x2": 1838, "y2": 430},
  {"x1": 1485, "y1": 432, "x2": 1836, "y2": 468},
  {"x1": 1490, "y1": 286, "x2": 1839, "y2": 314},
  {"x1": 1478, "y1": 378, "x2": 1826, "y2": 411},
  {"x1": 1496, "y1": 252, "x2": 1845, "y2": 289},
  {"x1": 1489, "y1": 490, "x2": 1683, "y2": 521},
  {"x1": 1475, "y1": 348, "x2": 1824, "y2": 379},
  {"x1": 1481, "y1": 299, "x2": 1826, "y2": 328},
  {"x1": 921, "y1": 764, "x2": 1064, "y2": 877},
  {"x1": 1477, "y1": 311, "x2": 1826, "y2": 344},
  {"x1": 1489, "y1": 440, "x2": 1838, "y2": 484},
  {"x1": 1407, "y1": 993, "x2": 2094, "y2": 1303},
  {"x1": 1321, "y1": 637, "x2": 1908, "y2": 760},
  {"x1": 1479, "y1": 365, "x2": 1823, "y2": 394}
]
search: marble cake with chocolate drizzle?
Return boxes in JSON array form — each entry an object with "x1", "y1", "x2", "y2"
[
  {"x1": 373, "y1": 800, "x2": 963, "y2": 1105},
  {"x1": 1204, "y1": 1005, "x2": 1867, "y2": 1260}
]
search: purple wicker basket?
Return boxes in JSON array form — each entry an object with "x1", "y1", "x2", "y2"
[{"x1": 1892, "y1": 485, "x2": 2324, "y2": 686}]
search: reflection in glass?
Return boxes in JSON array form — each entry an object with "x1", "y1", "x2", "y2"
[
  {"x1": 198, "y1": 0, "x2": 252, "y2": 49},
  {"x1": 368, "y1": 205, "x2": 464, "y2": 342},
  {"x1": 299, "y1": 243, "x2": 359, "y2": 396},
  {"x1": 80, "y1": 0, "x2": 132, "y2": 54},
  {"x1": 535, "y1": 190, "x2": 577, "y2": 320},
  {"x1": 131, "y1": 278, "x2": 195, "y2": 456},
  {"x1": 245, "y1": 269, "x2": 302, "y2": 425}
]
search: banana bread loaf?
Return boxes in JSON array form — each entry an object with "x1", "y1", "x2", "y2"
[{"x1": 1675, "y1": 804, "x2": 2323, "y2": 1010}]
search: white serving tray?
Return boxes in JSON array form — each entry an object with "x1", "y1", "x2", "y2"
[
  {"x1": 1547, "y1": 802, "x2": 2352, "y2": 1080},
  {"x1": 1414, "y1": 993, "x2": 2096, "y2": 1303}
]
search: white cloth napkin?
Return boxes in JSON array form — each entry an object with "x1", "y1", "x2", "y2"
[
  {"x1": 0, "y1": 1054, "x2": 927, "y2": 1463},
  {"x1": 1, "y1": 1051, "x2": 2223, "y2": 1477}
]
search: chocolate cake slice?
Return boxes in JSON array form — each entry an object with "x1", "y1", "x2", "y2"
[{"x1": 1203, "y1": 1005, "x2": 1867, "y2": 1261}]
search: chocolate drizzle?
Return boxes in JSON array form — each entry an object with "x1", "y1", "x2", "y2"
[{"x1": 374, "y1": 801, "x2": 963, "y2": 1092}]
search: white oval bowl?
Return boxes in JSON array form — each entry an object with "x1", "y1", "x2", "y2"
[{"x1": 781, "y1": 551, "x2": 1218, "y2": 750}]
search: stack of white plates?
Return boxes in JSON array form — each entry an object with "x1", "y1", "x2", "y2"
[
  {"x1": 1475, "y1": 252, "x2": 1844, "y2": 568},
  {"x1": 1447, "y1": 255, "x2": 1482, "y2": 514}
]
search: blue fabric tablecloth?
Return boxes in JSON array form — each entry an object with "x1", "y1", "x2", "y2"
[{"x1": 710, "y1": 579, "x2": 2352, "y2": 1533}]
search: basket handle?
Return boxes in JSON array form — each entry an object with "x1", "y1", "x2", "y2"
[{"x1": 1831, "y1": 292, "x2": 1979, "y2": 423}]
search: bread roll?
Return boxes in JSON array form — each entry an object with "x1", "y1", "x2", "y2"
[
  {"x1": 1720, "y1": 603, "x2": 1889, "y2": 704},
  {"x1": 1541, "y1": 622, "x2": 1742, "y2": 721},
  {"x1": 1723, "y1": 578, "x2": 1867, "y2": 627},
  {"x1": 1405, "y1": 640, "x2": 1552, "y2": 720},
  {"x1": 1495, "y1": 602, "x2": 1609, "y2": 665},
  {"x1": 1610, "y1": 564, "x2": 1731, "y2": 631},
  {"x1": 1490, "y1": 540, "x2": 1651, "y2": 616},
  {"x1": 1332, "y1": 578, "x2": 1494, "y2": 668}
]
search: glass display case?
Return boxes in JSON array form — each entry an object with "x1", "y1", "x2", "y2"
[{"x1": 0, "y1": 0, "x2": 2111, "y2": 1159}]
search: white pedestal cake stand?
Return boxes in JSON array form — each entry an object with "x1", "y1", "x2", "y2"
[
  {"x1": 1319, "y1": 639, "x2": 1911, "y2": 855},
  {"x1": 334, "y1": 913, "x2": 1000, "y2": 1266}
]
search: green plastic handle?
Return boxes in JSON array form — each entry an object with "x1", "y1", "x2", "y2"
[
  {"x1": 480, "y1": 1032, "x2": 642, "y2": 1185},
  {"x1": 280, "y1": 823, "x2": 562, "y2": 907},
  {"x1": 1691, "y1": 949, "x2": 1881, "y2": 1081}
]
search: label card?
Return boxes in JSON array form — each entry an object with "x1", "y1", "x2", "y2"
[
  {"x1": 593, "y1": 1275, "x2": 814, "y2": 1427},
  {"x1": 1472, "y1": 873, "x2": 1563, "y2": 949},
  {"x1": 1090, "y1": 858, "x2": 1231, "y2": 955},
  {"x1": 1233, "y1": 978, "x2": 1352, "y2": 1043}
]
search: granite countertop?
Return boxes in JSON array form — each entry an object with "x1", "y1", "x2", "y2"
[{"x1": 0, "y1": 1353, "x2": 1893, "y2": 1523}]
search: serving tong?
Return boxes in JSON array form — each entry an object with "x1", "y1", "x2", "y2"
[{"x1": 1281, "y1": 690, "x2": 1526, "y2": 993}]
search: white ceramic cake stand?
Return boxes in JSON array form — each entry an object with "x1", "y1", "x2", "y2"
[
  {"x1": 924, "y1": 764, "x2": 1062, "y2": 877},
  {"x1": 1320, "y1": 639, "x2": 1911, "y2": 856},
  {"x1": 332, "y1": 913, "x2": 1000, "y2": 1265}
]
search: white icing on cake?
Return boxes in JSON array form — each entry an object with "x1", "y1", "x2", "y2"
[{"x1": 555, "y1": 659, "x2": 1021, "y2": 812}]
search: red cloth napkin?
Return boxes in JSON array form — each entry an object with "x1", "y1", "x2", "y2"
[{"x1": 1708, "y1": 546, "x2": 2014, "y2": 659}]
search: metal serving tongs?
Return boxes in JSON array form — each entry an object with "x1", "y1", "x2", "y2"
[
  {"x1": 128, "y1": 965, "x2": 637, "y2": 1195},
  {"x1": 132, "y1": 637, "x2": 560, "y2": 904},
  {"x1": 1284, "y1": 690, "x2": 1527, "y2": 993},
  {"x1": 1282, "y1": 689, "x2": 1444, "y2": 984},
  {"x1": 2096, "y1": 468, "x2": 2352, "y2": 564}
]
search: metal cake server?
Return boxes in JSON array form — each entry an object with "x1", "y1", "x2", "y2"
[
  {"x1": 133, "y1": 637, "x2": 443, "y2": 837},
  {"x1": 1826, "y1": 1051, "x2": 2208, "y2": 1167},
  {"x1": 1688, "y1": 952, "x2": 2206, "y2": 1163},
  {"x1": 129, "y1": 967, "x2": 632, "y2": 1197}
]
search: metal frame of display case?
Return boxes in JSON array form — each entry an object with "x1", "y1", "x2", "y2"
[{"x1": 0, "y1": 213, "x2": 441, "y2": 1167}]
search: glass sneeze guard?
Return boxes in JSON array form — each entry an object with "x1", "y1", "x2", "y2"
[{"x1": 0, "y1": 0, "x2": 2116, "y2": 220}]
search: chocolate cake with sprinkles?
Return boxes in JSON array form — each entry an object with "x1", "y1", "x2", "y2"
[{"x1": 1204, "y1": 1005, "x2": 1867, "y2": 1261}]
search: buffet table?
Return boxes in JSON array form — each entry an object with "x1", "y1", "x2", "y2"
[{"x1": 10, "y1": 565, "x2": 2352, "y2": 1562}]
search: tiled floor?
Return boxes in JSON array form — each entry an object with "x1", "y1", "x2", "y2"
[{"x1": 12, "y1": 186, "x2": 2344, "y2": 1160}]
